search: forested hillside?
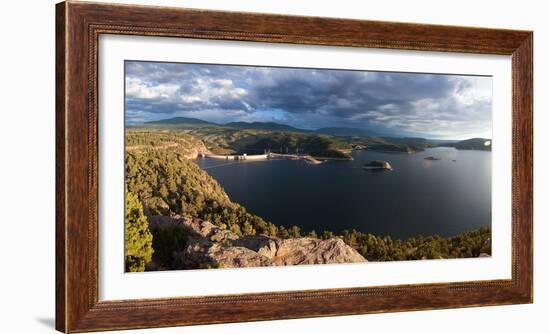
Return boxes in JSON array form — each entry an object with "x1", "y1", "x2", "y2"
[
  {"x1": 126, "y1": 147, "x2": 281, "y2": 237},
  {"x1": 182, "y1": 126, "x2": 352, "y2": 158}
]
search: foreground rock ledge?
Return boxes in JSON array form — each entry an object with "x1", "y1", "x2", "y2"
[{"x1": 149, "y1": 216, "x2": 367, "y2": 269}]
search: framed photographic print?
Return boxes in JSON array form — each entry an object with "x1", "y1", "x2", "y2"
[{"x1": 56, "y1": 1, "x2": 533, "y2": 332}]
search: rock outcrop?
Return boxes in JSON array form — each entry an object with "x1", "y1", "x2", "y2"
[
  {"x1": 184, "y1": 142, "x2": 209, "y2": 160},
  {"x1": 148, "y1": 216, "x2": 366, "y2": 269}
]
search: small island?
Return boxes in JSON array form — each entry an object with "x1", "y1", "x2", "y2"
[
  {"x1": 363, "y1": 160, "x2": 393, "y2": 170},
  {"x1": 424, "y1": 156, "x2": 441, "y2": 161}
]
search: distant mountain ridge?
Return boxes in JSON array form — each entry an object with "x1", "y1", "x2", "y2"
[
  {"x1": 140, "y1": 117, "x2": 490, "y2": 151},
  {"x1": 145, "y1": 117, "x2": 376, "y2": 135},
  {"x1": 225, "y1": 121, "x2": 305, "y2": 132},
  {"x1": 145, "y1": 117, "x2": 306, "y2": 132},
  {"x1": 145, "y1": 117, "x2": 216, "y2": 126},
  {"x1": 316, "y1": 127, "x2": 370, "y2": 137}
]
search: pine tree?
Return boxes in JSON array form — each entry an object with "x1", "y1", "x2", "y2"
[{"x1": 125, "y1": 188, "x2": 154, "y2": 272}]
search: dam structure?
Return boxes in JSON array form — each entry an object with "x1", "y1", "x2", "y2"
[{"x1": 199, "y1": 151, "x2": 351, "y2": 165}]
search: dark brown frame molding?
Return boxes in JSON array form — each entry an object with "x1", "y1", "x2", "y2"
[{"x1": 56, "y1": 1, "x2": 533, "y2": 332}]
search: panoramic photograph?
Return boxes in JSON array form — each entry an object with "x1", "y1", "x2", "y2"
[{"x1": 123, "y1": 60, "x2": 492, "y2": 272}]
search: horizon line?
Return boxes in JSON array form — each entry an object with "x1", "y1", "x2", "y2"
[{"x1": 125, "y1": 116, "x2": 491, "y2": 141}]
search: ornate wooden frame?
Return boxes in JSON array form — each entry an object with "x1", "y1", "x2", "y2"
[{"x1": 56, "y1": 1, "x2": 533, "y2": 332}]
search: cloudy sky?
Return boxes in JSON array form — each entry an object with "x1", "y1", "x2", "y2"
[{"x1": 125, "y1": 61, "x2": 492, "y2": 139}]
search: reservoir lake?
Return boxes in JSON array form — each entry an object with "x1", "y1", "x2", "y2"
[{"x1": 196, "y1": 147, "x2": 491, "y2": 239}]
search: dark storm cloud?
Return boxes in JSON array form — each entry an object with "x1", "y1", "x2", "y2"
[
  {"x1": 125, "y1": 61, "x2": 492, "y2": 139},
  {"x1": 248, "y1": 70, "x2": 454, "y2": 116}
]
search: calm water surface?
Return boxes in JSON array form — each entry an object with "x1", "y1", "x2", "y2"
[{"x1": 196, "y1": 147, "x2": 491, "y2": 239}]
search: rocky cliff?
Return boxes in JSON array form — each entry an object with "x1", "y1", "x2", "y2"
[
  {"x1": 125, "y1": 130, "x2": 209, "y2": 159},
  {"x1": 148, "y1": 216, "x2": 366, "y2": 269}
]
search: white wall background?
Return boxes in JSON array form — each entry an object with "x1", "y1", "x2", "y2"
[{"x1": 0, "y1": 0, "x2": 547, "y2": 333}]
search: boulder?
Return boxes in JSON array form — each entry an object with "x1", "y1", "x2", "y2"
[{"x1": 273, "y1": 237, "x2": 366, "y2": 265}]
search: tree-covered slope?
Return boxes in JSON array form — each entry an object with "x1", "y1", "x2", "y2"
[{"x1": 126, "y1": 148, "x2": 282, "y2": 237}]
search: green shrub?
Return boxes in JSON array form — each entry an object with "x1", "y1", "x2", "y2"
[{"x1": 125, "y1": 189, "x2": 154, "y2": 272}]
